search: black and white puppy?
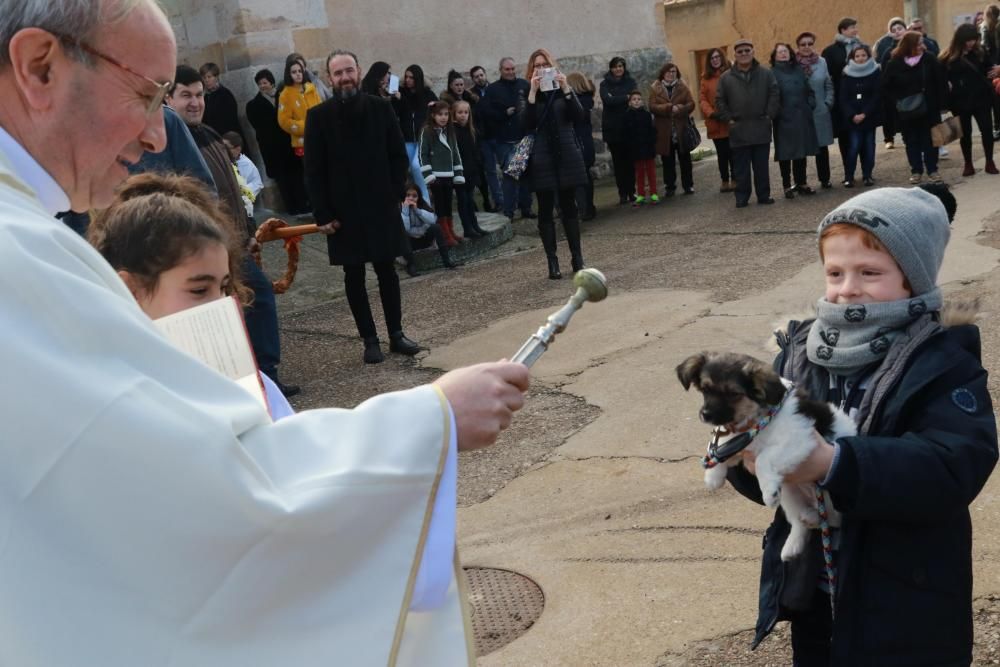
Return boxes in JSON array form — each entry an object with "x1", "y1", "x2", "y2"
[{"x1": 676, "y1": 352, "x2": 855, "y2": 561}]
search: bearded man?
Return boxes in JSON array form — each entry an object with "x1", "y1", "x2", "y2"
[{"x1": 304, "y1": 50, "x2": 421, "y2": 364}]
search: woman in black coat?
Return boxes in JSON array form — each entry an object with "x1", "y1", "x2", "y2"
[
  {"x1": 391, "y1": 64, "x2": 438, "y2": 200},
  {"x1": 770, "y1": 44, "x2": 819, "y2": 198},
  {"x1": 599, "y1": 56, "x2": 638, "y2": 204},
  {"x1": 941, "y1": 22, "x2": 998, "y2": 176},
  {"x1": 568, "y1": 72, "x2": 597, "y2": 220},
  {"x1": 838, "y1": 45, "x2": 882, "y2": 186},
  {"x1": 523, "y1": 48, "x2": 588, "y2": 280},
  {"x1": 882, "y1": 32, "x2": 950, "y2": 182}
]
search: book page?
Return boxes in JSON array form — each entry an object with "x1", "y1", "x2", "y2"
[{"x1": 154, "y1": 297, "x2": 268, "y2": 411}]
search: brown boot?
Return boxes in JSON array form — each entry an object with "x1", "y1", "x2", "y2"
[
  {"x1": 963, "y1": 161, "x2": 976, "y2": 177},
  {"x1": 439, "y1": 217, "x2": 458, "y2": 247}
]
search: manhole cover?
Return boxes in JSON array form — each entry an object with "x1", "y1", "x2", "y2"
[{"x1": 464, "y1": 566, "x2": 545, "y2": 656}]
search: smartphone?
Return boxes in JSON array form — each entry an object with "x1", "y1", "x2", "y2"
[
  {"x1": 388, "y1": 74, "x2": 399, "y2": 94},
  {"x1": 540, "y1": 67, "x2": 557, "y2": 92}
]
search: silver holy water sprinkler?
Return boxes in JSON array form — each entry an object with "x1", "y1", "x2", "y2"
[{"x1": 511, "y1": 268, "x2": 608, "y2": 368}]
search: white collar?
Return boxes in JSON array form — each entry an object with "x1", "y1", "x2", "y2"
[{"x1": 0, "y1": 125, "x2": 71, "y2": 216}]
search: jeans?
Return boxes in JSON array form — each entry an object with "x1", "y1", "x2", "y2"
[
  {"x1": 343, "y1": 261, "x2": 402, "y2": 339},
  {"x1": 900, "y1": 122, "x2": 938, "y2": 174},
  {"x1": 731, "y1": 143, "x2": 771, "y2": 203},
  {"x1": 958, "y1": 106, "x2": 995, "y2": 163},
  {"x1": 405, "y1": 142, "x2": 430, "y2": 201},
  {"x1": 713, "y1": 137, "x2": 734, "y2": 181},
  {"x1": 494, "y1": 141, "x2": 534, "y2": 217},
  {"x1": 241, "y1": 255, "x2": 281, "y2": 376},
  {"x1": 480, "y1": 139, "x2": 504, "y2": 208},
  {"x1": 661, "y1": 144, "x2": 693, "y2": 191},
  {"x1": 634, "y1": 159, "x2": 657, "y2": 196},
  {"x1": 844, "y1": 127, "x2": 876, "y2": 180}
]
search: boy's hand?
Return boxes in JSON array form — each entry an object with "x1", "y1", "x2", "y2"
[{"x1": 783, "y1": 431, "x2": 836, "y2": 484}]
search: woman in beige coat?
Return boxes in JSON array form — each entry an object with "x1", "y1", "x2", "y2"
[{"x1": 649, "y1": 62, "x2": 696, "y2": 195}]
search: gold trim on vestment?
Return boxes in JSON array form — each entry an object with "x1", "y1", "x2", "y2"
[
  {"x1": 453, "y1": 549, "x2": 477, "y2": 664},
  {"x1": 387, "y1": 386, "x2": 452, "y2": 666}
]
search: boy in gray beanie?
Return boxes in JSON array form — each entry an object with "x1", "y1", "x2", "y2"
[{"x1": 725, "y1": 187, "x2": 997, "y2": 663}]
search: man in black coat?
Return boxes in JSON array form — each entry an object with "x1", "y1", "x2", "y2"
[
  {"x1": 245, "y1": 69, "x2": 297, "y2": 213},
  {"x1": 200, "y1": 62, "x2": 244, "y2": 144},
  {"x1": 304, "y1": 50, "x2": 421, "y2": 364}
]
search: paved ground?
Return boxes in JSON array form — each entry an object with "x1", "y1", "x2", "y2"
[{"x1": 266, "y1": 139, "x2": 1000, "y2": 665}]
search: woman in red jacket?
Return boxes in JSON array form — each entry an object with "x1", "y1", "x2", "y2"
[{"x1": 700, "y1": 49, "x2": 734, "y2": 192}]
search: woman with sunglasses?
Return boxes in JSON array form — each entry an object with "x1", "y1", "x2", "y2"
[{"x1": 795, "y1": 32, "x2": 835, "y2": 188}]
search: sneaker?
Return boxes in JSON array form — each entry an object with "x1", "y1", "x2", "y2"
[
  {"x1": 649, "y1": 193, "x2": 660, "y2": 203},
  {"x1": 842, "y1": 179, "x2": 854, "y2": 188},
  {"x1": 909, "y1": 173, "x2": 922, "y2": 184},
  {"x1": 928, "y1": 171, "x2": 943, "y2": 183},
  {"x1": 885, "y1": 141, "x2": 894, "y2": 150},
  {"x1": 633, "y1": 195, "x2": 646, "y2": 207}
]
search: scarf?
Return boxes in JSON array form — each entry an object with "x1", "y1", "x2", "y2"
[
  {"x1": 905, "y1": 53, "x2": 923, "y2": 67},
  {"x1": 835, "y1": 33, "x2": 863, "y2": 58},
  {"x1": 844, "y1": 58, "x2": 879, "y2": 78},
  {"x1": 806, "y1": 289, "x2": 942, "y2": 376},
  {"x1": 796, "y1": 51, "x2": 820, "y2": 76}
]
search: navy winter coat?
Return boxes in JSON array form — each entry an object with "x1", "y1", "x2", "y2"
[
  {"x1": 838, "y1": 68, "x2": 882, "y2": 131},
  {"x1": 599, "y1": 72, "x2": 638, "y2": 144},
  {"x1": 622, "y1": 107, "x2": 657, "y2": 161},
  {"x1": 484, "y1": 77, "x2": 530, "y2": 143},
  {"x1": 728, "y1": 314, "x2": 998, "y2": 666}
]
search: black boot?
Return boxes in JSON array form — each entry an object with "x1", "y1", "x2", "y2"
[
  {"x1": 471, "y1": 218, "x2": 489, "y2": 237},
  {"x1": 547, "y1": 256, "x2": 562, "y2": 280},
  {"x1": 439, "y1": 247, "x2": 462, "y2": 269},
  {"x1": 403, "y1": 254, "x2": 419, "y2": 277},
  {"x1": 562, "y1": 215, "x2": 585, "y2": 273},
  {"x1": 363, "y1": 336, "x2": 384, "y2": 364},
  {"x1": 389, "y1": 332, "x2": 422, "y2": 355},
  {"x1": 538, "y1": 220, "x2": 561, "y2": 279}
]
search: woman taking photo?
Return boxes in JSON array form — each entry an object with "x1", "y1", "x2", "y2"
[
  {"x1": 770, "y1": 43, "x2": 818, "y2": 198},
  {"x1": 795, "y1": 32, "x2": 835, "y2": 188},
  {"x1": 392, "y1": 64, "x2": 438, "y2": 201},
  {"x1": 838, "y1": 44, "x2": 882, "y2": 186},
  {"x1": 600, "y1": 57, "x2": 638, "y2": 204},
  {"x1": 699, "y1": 48, "x2": 734, "y2": 192},
  {"x1": 649, "y1": 62, "x2": 696, "y2": 195},
  {"x1": 941, "y1": 23, "x2": 998, "y2": 176},
  {"x1": 361, "y1": 61, "x2": 392, "y2": 99},
  {"x1": 277, "y1": 57, "x2": 322, "y2": 214},
  {"x1": 882, "y1": 31, "x2": 949, "y2": 183},
  {"x1": 522, "y1": 48, "x2": 588, "y2": 279}
]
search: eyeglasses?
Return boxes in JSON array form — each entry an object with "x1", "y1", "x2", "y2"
[
  {"x1": 57, "y1": 34, "x2": 172, "y2": 115},
  {"x1": 799, "y1": 41, "x2": 815, "y2": 47},
  {"x1": 735, "y1": 48, "x2": 752, "y2": 55}
]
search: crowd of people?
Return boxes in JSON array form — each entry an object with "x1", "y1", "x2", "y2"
[{"x1": 3, "y1": 2, "x2": 1000, "y2": 666}]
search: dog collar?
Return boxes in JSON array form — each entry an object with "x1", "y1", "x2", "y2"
[{"x1": 701, "y1": 384, "x2": 793, "y2": 469}]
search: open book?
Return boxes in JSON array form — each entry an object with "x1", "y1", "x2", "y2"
[{"x1": 154, "y1": 296, "x2": 269, "y2": 412}]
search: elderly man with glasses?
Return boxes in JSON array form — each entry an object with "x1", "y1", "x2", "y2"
[
  {"x1": 0, "y1": 1, "x2": 530, "y2": 664},
  {"x1": 714, "y1": 38, "x2": 780, "y2": 208}
]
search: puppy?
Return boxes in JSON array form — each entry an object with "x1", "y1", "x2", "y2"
[{"x1": 676, "y1": 352, "x2": 855, "y2": 561}]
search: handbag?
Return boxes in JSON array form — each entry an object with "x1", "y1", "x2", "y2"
[
  {"x1": 895, "y1": 62, "x2": 927, "y2": 120},
  {"x1": 931, "y1": 115, "x2": 963, "y2": 147},
  {"x1": 504, "y1": 94, "x2": 557, "y2": 180},
  {"x1": 682, "y1": 116, "x2": 702, "y2": 151}
]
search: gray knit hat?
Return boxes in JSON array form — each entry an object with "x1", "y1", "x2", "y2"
[{"x1": 817, "y1": 187, "x2": 950, "y2": 296}]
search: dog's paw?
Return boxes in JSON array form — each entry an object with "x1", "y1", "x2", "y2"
[
  {"x1": 781, "y1": 535, "x2": 807, "y2": 561},
  {"x1": 799, "y1": 507, "x2": 820, "y2": 528},
  {"x1": 763, "y1": 488, "x2": 781, "y2": 508}
]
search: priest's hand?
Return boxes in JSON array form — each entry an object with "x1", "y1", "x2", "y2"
[{"x1": 435, "y1": 361, "x2": 530, "y2": 451}]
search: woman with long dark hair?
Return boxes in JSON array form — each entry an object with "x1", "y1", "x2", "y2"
[
  {"x1": 941, "y1": 22, "x2": 998, "y2": 176},
  {"x1": 361, "y1": 61, "x2": 391, "y2": 99},
  {"x1": 522, "y1": 48, "x2": 588, "y2": 279},
  {"x1": 770, "y1": 43, "x2": 818, "y2": 198},
  {"x1": 392, "y1": 65, "x2": 438, "y2": 201},
  {"x1": 600, "y1": 56, "x2": 638, "y2": 204},
  {"x1": 882, "y1": 31, "x2": 949, "y2": 183},
  {"x1": 700, "y1": 48, "x2": 734, "y2": 192},
  {"x1": 567, "y1": 72, "x2": 598, "y2": 220}
]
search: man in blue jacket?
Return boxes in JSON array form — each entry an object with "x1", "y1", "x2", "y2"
[{"x1": 484, "y1": 57, "x2": 535, "y2": 222}]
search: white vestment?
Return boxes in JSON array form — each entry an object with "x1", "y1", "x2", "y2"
[{"x1": 0, "y1": 141, "x2": 475, "y2": 665}]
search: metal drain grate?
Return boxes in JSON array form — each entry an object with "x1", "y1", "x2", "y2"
[{"x1": 464, "y1": 567, "x2": 545, "y2": 656}]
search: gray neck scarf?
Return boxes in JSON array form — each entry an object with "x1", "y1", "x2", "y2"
[{"x1": 806, "y1": 289, "x2": 942, "y2": 376}]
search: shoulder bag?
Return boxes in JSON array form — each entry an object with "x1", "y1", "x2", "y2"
[
  {"x1": 504, "y1": 93, "x2": 557, "y2": 180},
  {"x1": 895, "y1": 62, "x2": 927, "y2": 120}
]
